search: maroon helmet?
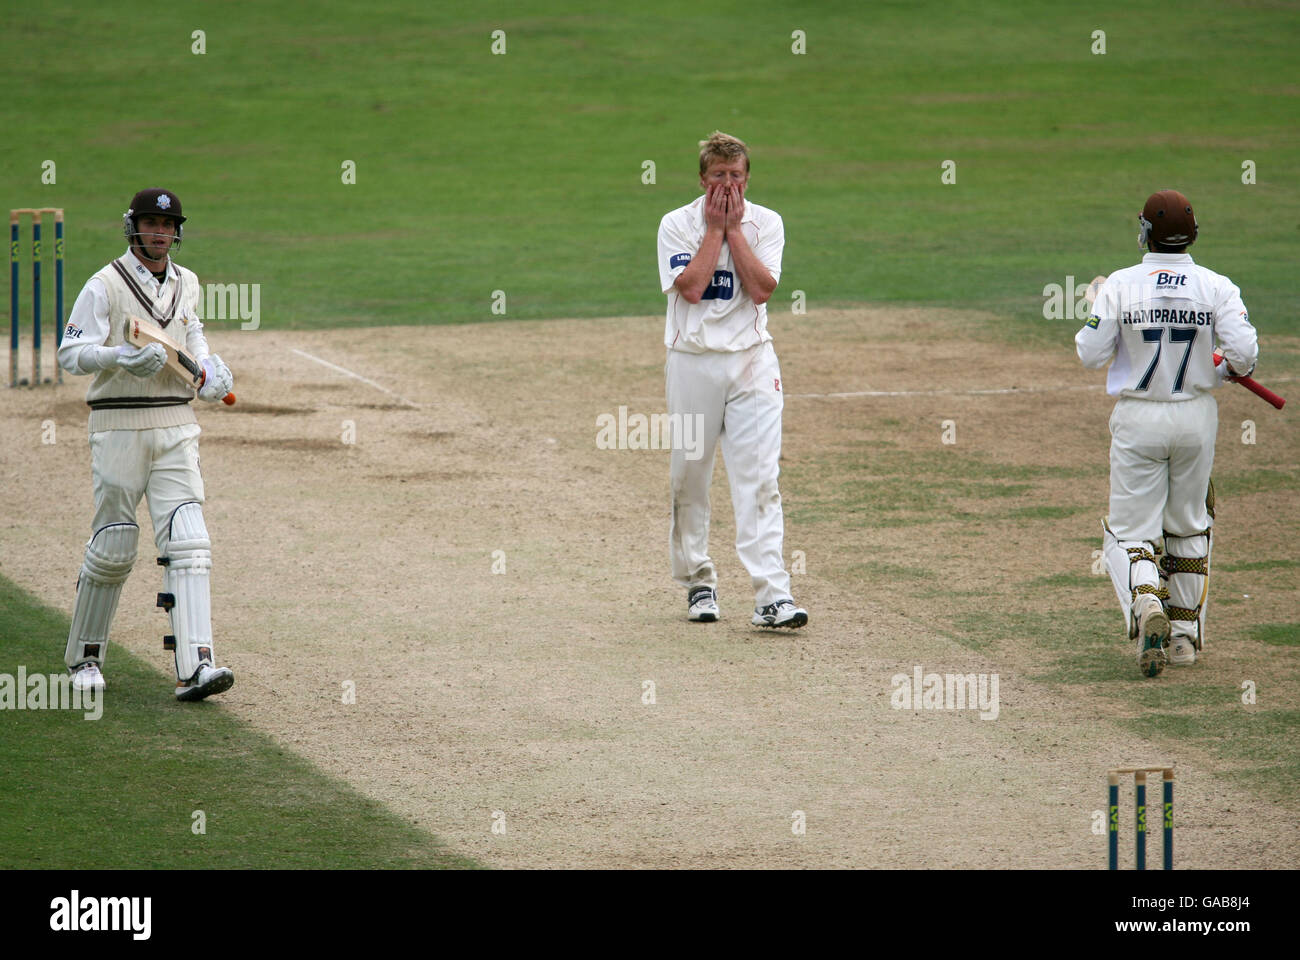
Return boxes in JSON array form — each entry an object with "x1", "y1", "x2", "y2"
[
  {"x1": 1139, "y1": 190, "x2": 1197, "y2": 250},
  {"x1": 123, "y1": 188, "x2": 186, "y2": 247}
]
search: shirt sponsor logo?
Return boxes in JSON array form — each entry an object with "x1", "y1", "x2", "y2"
[
  {"x1": 701, "y1": 270, "x2": 734, "y2": 301},
  {"x1": 1085, "y1": 315, "x2": 1100, "y2": 329},
  {"x1": 669, "y1": 253, "x2": 692, "y2": 269},
  {"x1": 1148, "y1": 270, "x2": 1187, "y2": 288}
]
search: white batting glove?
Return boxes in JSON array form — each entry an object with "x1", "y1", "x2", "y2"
[
  {"x1": 115, "y1": 342, "x2": 166, "y2": 378},
  {"x1": 198, "y1": 355, "x2": 233, "y2": 402}
]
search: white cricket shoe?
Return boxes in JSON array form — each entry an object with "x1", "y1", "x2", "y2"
[
  {"x1": 688, "y1": 587, "x2": 719, "y2": 622},
  {"x1": 1169, "y1": 635, "x2": 1197, "y2": 665},
  {"x1": 176, "y1": 664, "x2": 235, "y2": 702},
  {"x1": 71, "y1": 662, "x2": 105, "y2": 693},
  {"x1": 1133, "y1": 595, "x2": 1170, "y2": 678},
  {"x1": 752, "y1": 599, "x2": 808, "y2": 629}
]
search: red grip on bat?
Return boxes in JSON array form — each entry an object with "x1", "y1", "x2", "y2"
[
  {"x1": 1236, "y1": 377, "x2": 1284, "y2": 409},
  {"x1": 1214, "y1": 352, "x2": 1285, "y2": 409}
]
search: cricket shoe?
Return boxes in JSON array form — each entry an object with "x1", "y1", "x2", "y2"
[
  {"x1": 176, "y1": 664, "x2": 235, "y2": 702},
  {"x1": 688, "y1": 587, "x2": 719, "y2": 622},
  {"x1": 752, "y1": 599, "x2": 808, "y2": 629},
  {"x1": 1133, "y1": 596, "x2": 1170, "y2": 678},
  {"x1": 71, "y1": 662, "x2": 105, "y2": 693},
  {"x1": 1169, "y1": 635, "x2": 1197, "y2": 666}
]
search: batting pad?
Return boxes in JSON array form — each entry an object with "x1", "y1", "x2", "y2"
[
  {"x1": 162, "y1": 502, "x2": 215, "y2": 682},
  {"x1": 65, "y1": 522, "x2": 139, "y2": 670},
  {"x1": 1163, "y1": 530, "x2": 1211, "y2": 649},
  {"x1": 1102, "y1": 518, "x2": 1160, "y2": 638}
]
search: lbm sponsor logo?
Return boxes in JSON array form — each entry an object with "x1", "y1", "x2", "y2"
[
  {"x1": 1149, "y1": 270, "x2": 1187, "y2": 287},
  {"x1": 701, "y1": 270, "x2": 734, "y2": 301}
]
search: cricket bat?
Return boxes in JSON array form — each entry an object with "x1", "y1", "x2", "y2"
[
  {"x1": 126, "y1": 316, "x2": 236, "y2": 405},
  {"x1": 1084, "y1": 275, "x2": 1107, "y2": 310},
  {"x1": 1214, "y1": 350, "x2": 1284, "y2": 410}
]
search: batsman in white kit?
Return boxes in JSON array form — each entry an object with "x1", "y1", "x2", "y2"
[
  {"x1": 657, "y1": 132, "x2": 807, "y2": 628},
  {"x1": 1077, "y1": 190, "x2": 1258, "y2": 677},
  {"x1": 57, "y1": 188, "x2": 237, "y2": 701}
]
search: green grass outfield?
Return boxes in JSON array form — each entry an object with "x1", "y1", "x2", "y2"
[
  {"x1": 3, "y1": 0, "x2": 1297, "y2": 345},
  {"x1": 0, "y1": 575, "x2": 479, "y2": 869}
]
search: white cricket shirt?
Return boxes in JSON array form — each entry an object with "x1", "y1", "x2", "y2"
[
  {"x1": 1077, "y1": 252, "x2": 1258, "y2": 400},
  {"x1": 657, "y1": 194, "x2": 784, "y2": 354}
]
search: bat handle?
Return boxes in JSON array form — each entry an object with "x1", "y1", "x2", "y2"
[
  {"x1": 1214, "y1": 350, "x2": 1285, "y2": 409},
  {"x1": 198, "y1": 368, "x2": 236, "y2": 406}
]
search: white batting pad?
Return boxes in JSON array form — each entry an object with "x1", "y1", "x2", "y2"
[
  {"x1": 1164, "y1": 530, "x2": 1212, "y2": 649},
  {"x1": 65, "y1": 522, "x2": 139, "y2": 670},
  {"x1": 162, "y1": 502, "x2": 215, "y2": 682},
  {"x1": 1102, "y1": 518, "x2": 1160, "y2": 638}
]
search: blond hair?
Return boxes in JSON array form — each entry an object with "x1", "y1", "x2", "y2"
[{"x1": 698, "y1": 131, "x2": 750, "y2": 176}]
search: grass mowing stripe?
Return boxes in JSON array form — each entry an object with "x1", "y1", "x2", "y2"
[
  {"x1": 2, "y1": 0, "x2": 1296, "y2": 334},
  {"x1": 0, "y1": 575, "x2": 479, "y2": 869}
]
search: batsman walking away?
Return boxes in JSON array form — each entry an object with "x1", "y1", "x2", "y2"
[
  {"x1": 1077, "y1": 189, "x2": 1259, "y2": 678},
  {"x1": 57, "y1": 188, "x2": 237, "y2": 702}
]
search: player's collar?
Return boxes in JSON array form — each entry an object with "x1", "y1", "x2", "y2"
[
  {"x1": 122, "y1": 249, "x2": 175, "y2": 283},
  {"x1": 1142, "y1": 251, "x2": 1194, "y2": 264}
]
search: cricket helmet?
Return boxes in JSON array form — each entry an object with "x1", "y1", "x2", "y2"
[
  {"x1": 123, "y1": 188, "x2": 186, "y2": 247},
  {"x1": 1138, "y1": 189, "x2": 1197, "y2": 250}
]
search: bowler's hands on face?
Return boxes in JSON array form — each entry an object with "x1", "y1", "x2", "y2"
[
  {"x1": 724, "y1": 184, "x2": 744, "y2": 232},
  {"x1": 704, "y1": 182, "x2": 728, "y2": 232}
]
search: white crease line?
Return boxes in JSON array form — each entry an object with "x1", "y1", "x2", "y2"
[
  {"x1": 290, "y1": 348, "x2": 420, "y2": 408},
  {"x1": 793, "y1": 374, "x2": 1297, "y2": 400},
  {"x1": 792, "y1": 384, "x2": 1104, "y2": 399},
  {"x1": 608, "y1": 384, "x2": 1103, "y2": 404}
]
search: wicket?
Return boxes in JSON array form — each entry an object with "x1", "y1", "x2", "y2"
[
  {"x1": 1108, "y1": 766, "x2": 1173, "y2": 870},
  {"x1": 9, "y1": 207, "x2": 65, "y2": 388}
]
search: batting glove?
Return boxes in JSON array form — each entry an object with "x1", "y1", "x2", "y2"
[
  {"x1": 198, "y1": 354, "x2": 233, "y2": 402},
  {"x1": 115, "y1": 342, "x2": 167, "y2": 378}
]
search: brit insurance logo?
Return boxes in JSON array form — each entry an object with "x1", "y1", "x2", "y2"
[{"x1": 1149, "y1": 270, "x2": 1188, "y2": 289}]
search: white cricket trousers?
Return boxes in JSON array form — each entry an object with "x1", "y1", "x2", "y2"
[
  {"x1": 1108, "y1": 393, "x2": 1216, "y2": 542},
  {"x1": 90, "y1": 424, "x2": 206, "y2": 552},
  {"x1": 666, "y1": 342, "x2": 792, "y2": 606}
]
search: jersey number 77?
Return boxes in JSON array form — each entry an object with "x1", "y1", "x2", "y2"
[{"x1": 1136, "y1": 327, "x2": 1197, "y2": 393}]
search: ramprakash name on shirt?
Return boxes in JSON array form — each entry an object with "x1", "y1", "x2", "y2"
[{"x1": 1121, "y1": 309, "x2": 1215, "y2": 325}]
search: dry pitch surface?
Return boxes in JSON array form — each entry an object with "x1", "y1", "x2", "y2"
[{"x1": 2, "y1": 307, "x2": 1297, "y2": 868}]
